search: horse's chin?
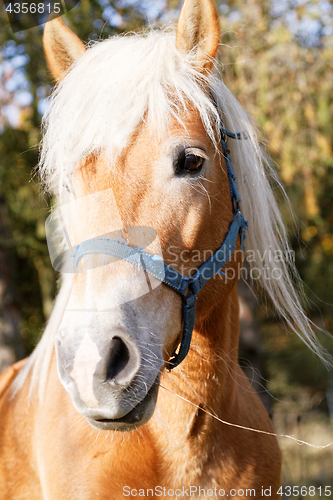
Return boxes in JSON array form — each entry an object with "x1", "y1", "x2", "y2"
[{"x1": 84, "y1": 377, "x2": 160, "y2": 432}]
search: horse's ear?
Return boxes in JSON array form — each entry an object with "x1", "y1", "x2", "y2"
[
  {"x1": 43, "y1": 16, "x2": 86, "y2": 81},
  {"x1": 176, "y1": 0, "x2": 220, "y2": 71}
]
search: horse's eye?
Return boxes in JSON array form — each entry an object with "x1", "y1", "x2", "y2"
[
  {"x1": 174, "y1": 149, "x2": 206, "y2": 176},
  {"x1": 184, "y1": 154, "x2": 204, "y2": 172}
]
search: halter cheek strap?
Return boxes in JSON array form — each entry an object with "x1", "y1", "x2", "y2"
[{"x1": 72, "y1": 125, "x2": 248, "y2": 369}]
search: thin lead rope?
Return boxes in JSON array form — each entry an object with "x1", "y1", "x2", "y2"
[{"x1": 160, "y1": 385, "x2": 333, "y2": 450}]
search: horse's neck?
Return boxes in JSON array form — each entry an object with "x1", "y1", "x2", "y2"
[{"x1": 150, "y1": 284, "x2": 240, "y2": 459}]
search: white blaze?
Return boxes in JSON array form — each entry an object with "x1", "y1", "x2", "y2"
[{"x1": 70, "y1": 333, "x2": 101, "y2": 407}]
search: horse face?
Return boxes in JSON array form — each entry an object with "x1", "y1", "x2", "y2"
[
  {"x1": 55, "y1": 110, "x2": 236, "y2": 430},
  {"x1": 45, "y1": 0, "x2": 233, "y2": 430}
]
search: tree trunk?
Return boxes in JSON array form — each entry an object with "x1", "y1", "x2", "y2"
[{"x1": 0, "y1": 199, "x2": 25, "y2": 372}]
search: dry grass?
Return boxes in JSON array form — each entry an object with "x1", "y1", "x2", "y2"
[{"x1": 273, "y1": 404, "x2": 333, "y2": 497}]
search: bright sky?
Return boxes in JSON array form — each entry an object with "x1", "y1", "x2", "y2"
[{"x1": 1, "y1": 0, "x2": 332, "y2": 129}]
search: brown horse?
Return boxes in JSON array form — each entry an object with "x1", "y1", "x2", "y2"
[{"x1": 1, "y1": 0, "x2": 325, "y2": 497}]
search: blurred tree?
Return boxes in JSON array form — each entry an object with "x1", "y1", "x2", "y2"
[
  {"x1": 214, "y1": 0, "x2": 333, "y2": 398},
  {"x1": 0, "y1": 0, "x2": 332, "y2": 396},
  {"x1": 1, "y1": 0, "x2": 331, "y2": 485},
  {"x1": 0, "y1": 0, "x2": 156, "y2": 359}
]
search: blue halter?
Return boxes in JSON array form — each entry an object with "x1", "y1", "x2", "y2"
[{"x1": 72, "y1": 124, "x2": 247, "y2": 369}]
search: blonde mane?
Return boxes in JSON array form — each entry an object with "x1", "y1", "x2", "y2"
[{"x1": 15, "y1": 28, "x2": 330, "y2": 399}]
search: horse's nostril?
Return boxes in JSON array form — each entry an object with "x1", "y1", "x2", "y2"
[{"x1": 106, "y1": 336, "x2": 130, "y2": 382}]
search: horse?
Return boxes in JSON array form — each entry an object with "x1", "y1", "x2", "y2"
[{"x1": 0, "y1": 0, "x2": 326, "y2": 497}]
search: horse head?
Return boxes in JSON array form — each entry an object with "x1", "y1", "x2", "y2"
[{"x1": 41, "y1": 0, "x2": 246, "y2": 432}]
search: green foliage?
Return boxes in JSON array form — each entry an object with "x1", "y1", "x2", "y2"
[
  {"x1": 0, "y1": 0, "x2": 332, "y2": 484},
  {"x1": 217, "y1": 0, "x2": 333, "y2": 366},
  {"x1": 0, "y1": 125, "x2": 52, "y2": 351},
  {"x1": 0, "y1": 1, "x2": 151, "y2": 352},
  {"x1": 0, "y1": 0, "x2": 332, "y2": 394}
]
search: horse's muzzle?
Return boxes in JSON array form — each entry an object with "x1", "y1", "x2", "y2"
[{"x1": 86, "y1": 375, "x2": 160, "y2": 431}]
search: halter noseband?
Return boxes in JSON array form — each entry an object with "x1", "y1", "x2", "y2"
[{"x1": 72, "y1": 124, "x2": 247, "y2": 369}]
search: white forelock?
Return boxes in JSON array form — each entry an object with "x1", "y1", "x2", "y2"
[{"x1": 39, "y1": 29, "x2": 219, "y2": 197}]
